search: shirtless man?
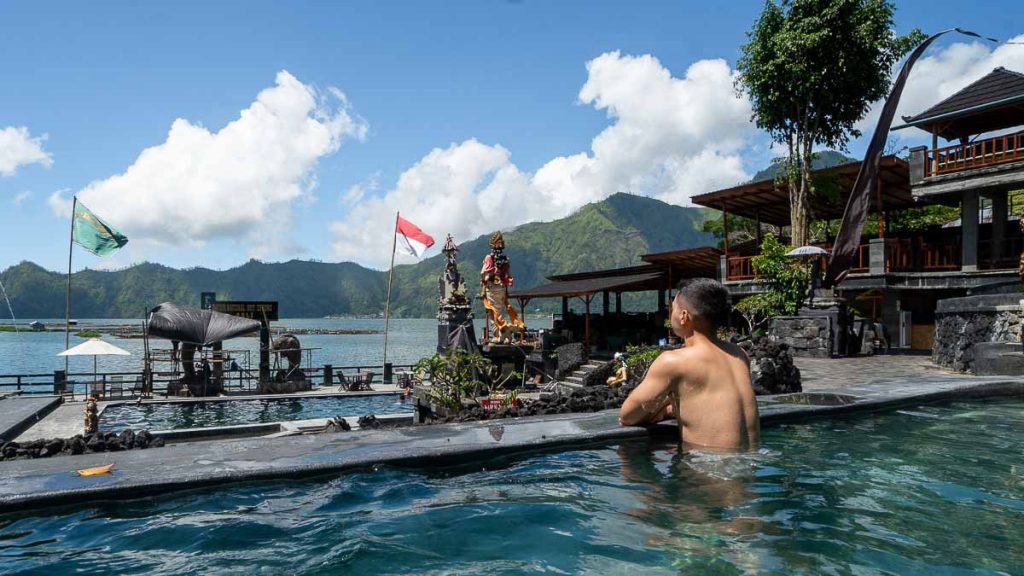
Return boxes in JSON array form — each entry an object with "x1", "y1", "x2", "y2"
[{"x1": 619, "y1": 278, "x2": 759, "y2": 450}]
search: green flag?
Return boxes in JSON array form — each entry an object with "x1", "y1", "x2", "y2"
[{"x1": 73, "y1": 200, "x2": 128, "y2": 256}]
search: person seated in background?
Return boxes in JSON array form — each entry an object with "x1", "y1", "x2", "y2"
[
  {"x1": 619, "y1": 278, "x2": 759, "y2": 450},
  {"x1": 606, "y1": 352, "x2": 629, "y2": 388}
]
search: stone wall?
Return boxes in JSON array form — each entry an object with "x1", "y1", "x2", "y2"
[
  {"x1": 933, "y1": 293, "x2": 1022, "y2": 373},
  {"x1": 768, "y1": 316, "x2": 832, "y2": 358}
]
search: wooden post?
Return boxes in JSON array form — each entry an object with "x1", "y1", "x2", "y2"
[
  {"x1": 931, "y1": 128, "x2": 939, "y2": 175},
  {"x1": 876, "y1": 178, "x2": 885, "y2": 238},
  {"x1": 602, "y1": 291, "x2": 609, "y2": 316},
  {"x1": 755, "y1": 209, "x2": 762, "y2": 248},
  {"x1": 583, "y1": 294, "x2": 592, "y2": 353},
  {"x1": 722, "y1": 203, "x2": 730, "y2": 255}
]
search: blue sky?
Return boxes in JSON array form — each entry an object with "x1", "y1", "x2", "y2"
[{"x1": 1, "y1": 0, "x2": 1022, "y2": 273}]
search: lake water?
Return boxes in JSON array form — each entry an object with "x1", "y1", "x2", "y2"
[{"x1": 0, "y1": 317, "x2": 550, "y2": 377}]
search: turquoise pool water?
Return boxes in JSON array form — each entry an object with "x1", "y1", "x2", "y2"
[
  {"x1": 99, "y1": 394, "x2": 411, "y2": 431},
  {"x1": 3, "y1": 400, "x2": 1023, "y2": 575}
]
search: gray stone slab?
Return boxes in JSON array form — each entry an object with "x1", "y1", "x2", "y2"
[
  {"x1": 1, "y1": 377, "x2": 1022, "y2": 514},
  {"x1": 0, "y1": 396, "x2": 62, "y2": 442}
]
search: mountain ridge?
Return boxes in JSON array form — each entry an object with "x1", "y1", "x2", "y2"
[{"x1": 0, "y1": 193, "x2": 714, "y2": 319}]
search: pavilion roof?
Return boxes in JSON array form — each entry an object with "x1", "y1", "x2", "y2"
[
  {"x1": 895, "y1": 67, "x2": 1024, "y2": 140},
  {"x1": 690, "y1": 155, "x2": 913, "y2": 226},
  {"x1": 509, "y1": 269, "x2": 665, "y2": 300},
  {"x1": 640, "y1": 246, "x2": 722, "y2": 276}
]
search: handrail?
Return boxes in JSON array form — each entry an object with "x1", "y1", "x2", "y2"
[
  {"x1": 725, "y1": 255, "x2": 757, "y2": 281},
  {"x1": 926, "y1": 131, "x2": 1024, "y2": 177}
]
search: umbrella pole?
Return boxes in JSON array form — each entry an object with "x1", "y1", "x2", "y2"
[{"x1": 94, "y1": 355, "x2": 97, "y2": 398}]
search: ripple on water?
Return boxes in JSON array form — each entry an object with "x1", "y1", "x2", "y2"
[{"x1": 1, "y1": 399, "x2": 1022, "y2": 575}]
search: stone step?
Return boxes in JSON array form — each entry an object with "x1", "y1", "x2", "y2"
[{"x1": 564, "y1": 376, "x2": 584, "y2": 384}]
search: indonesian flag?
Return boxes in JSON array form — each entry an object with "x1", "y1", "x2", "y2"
[{"x1": 395, "y1": 215, "x2": 435, "y2": 257}]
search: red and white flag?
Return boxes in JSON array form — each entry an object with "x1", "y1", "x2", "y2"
[{"x1": 395, "y1": 215, "x2": 435, "y2": 257}]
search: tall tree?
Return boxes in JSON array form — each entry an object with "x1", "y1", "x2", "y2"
[{"x1": 736, "y1": 0, "x2": 922, "y2": 246}]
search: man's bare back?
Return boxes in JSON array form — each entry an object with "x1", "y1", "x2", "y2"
[{"x1": 619, "y1": 279, "x2": 760, "y2": 450}]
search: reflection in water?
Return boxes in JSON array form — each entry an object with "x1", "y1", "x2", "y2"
[{"x1": 617, "y1": 440, "x2": 772, "y2": 573}]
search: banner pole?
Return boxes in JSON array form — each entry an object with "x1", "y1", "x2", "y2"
[
  {"x1": 382, "y1": 212, "x2": 399, "y2": 375},
  {"x1": 64, "y1": 196, "x2": 76, "y2": 380}
]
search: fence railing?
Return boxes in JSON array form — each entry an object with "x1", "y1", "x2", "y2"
[
  {"x1": 0, "y1": 362, "x2": 417, "y2": 399},
  {"x1": 926, "y1": 131, "x2": 1024, "y2": 177}
]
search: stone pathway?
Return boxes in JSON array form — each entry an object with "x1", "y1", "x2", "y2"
[{"x1": 795, "y1": 354, "x2": 970, "y2": 390}]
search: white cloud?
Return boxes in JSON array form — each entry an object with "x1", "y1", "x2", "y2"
[
  {"x1": 862, "y1": 34, "x2": 1024, "y2": 143},
  {"x1": 342, "y1": 171, "x2": 380, "y2": 205},
  {"x1": 12, "y1": 191, "x2": 31, "y2": 205},
  {"x1": 331, "y1": 52, "x2": 755, "y2": 268},
  {"x1": 0, "y1": 127, "x2": 52, "y2": 176},
  {"x1": 50, "y1": 70, "x2": 367, "y2": 257}
]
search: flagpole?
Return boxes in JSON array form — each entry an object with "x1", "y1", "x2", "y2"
[
  {"x1": 64, "y1": 196, "x2": 76, "y2": 380},
  {"x1": 382, "y1": 211, "x2": 399, "y2": 376}
]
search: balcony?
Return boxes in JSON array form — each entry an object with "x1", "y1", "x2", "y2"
[
  {"x1": 722, "y1": 228, "x2": 1020, "y2": 283},
  {"x1": 925, "y1": 131, "x2": 1024, "y2": 178},
  {"x1": 911, "y1": 131, "x2": 1024, "y2": 194}
]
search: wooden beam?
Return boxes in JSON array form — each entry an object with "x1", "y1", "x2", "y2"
[
  {"x1": 876, "y1": 178, "x2": 885, "y2": 239},
  {"x1": 584, "y1": 294, "x2": 592, "y2": 354},
  {"x1": 722, "y1": 202, "x2": 730, "y2": 255}
]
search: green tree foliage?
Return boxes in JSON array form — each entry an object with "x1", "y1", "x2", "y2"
[
  {"x1": 734, "y1": 233, "x2": 808, "y2": 332},
  {"x1": 736, "y1": 0, "x2": 924, "y2": 246},
  {"x1": 413, "y1": 348, "x2": 521, "y2": 412}
]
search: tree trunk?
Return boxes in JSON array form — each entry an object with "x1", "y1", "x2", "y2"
[{"x1": 788, "y1": 135, "x2": 813, "y2": 247}]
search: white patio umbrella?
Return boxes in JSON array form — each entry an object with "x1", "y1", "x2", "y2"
[
  {"x1": 785, "y1": 245, "x2": 830, "y2": 257},
  {"x1": 58, "y1": 338, "x2": 131, "y2": 394}
]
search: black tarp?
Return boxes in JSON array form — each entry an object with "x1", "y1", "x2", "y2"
[
  {"x1": 147, "y1": 302, "x2": 261, "y2": 346},
  {"x1": 826, "y1": 28, "x2": 997, "y2": 286}
]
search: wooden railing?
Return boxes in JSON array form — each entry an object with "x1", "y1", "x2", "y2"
[
  {"x1": 726, "y1": 256, "x2": 757, "y2": 281},
  {"x1": 927, "y1": 131, "x2": 1024, "y2": 177},
  {"x1": 849, "y1": 243, "x2": 871, "y2": 273},
  {"x1": 885, "y1": 237, "x2": 960, "y2": 271}
]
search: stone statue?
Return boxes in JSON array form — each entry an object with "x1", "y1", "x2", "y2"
[
  {"x1": 480, "y1": 231, "x2": 524, "y2": 344},
  {"x1": 84, "y1": 396, "x2": 98, "y2": 435},
  {"x1": 437, "y1": 234, "x2": 479, "y2": 353},
  {"x1": 267, "y1": 333, "x2": 312, "y2": 394}
]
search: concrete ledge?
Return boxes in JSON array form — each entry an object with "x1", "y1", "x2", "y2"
[
  {"x1": 974, "y1": 343, "x2": 1024, "y2": 376},
  {"x1": 0, "y1": 396, "x2": 63, "y2": 442},
  {"x1": 1, "y1": 377, "x2": 1021, "y2": 514},
  {"x1": 936, "y1": 293, "x2": 1023, "y2": 313},
  {"x1": 152, "y1": 412, "x2": 416, "y2": 443}
]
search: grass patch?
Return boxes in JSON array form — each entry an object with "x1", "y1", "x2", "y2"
[
  {"x1": 0, "y1": 325, "x2": 23, "y2": 332},
  {"x1": 75, "y1": 330, "x2": 101, "y2": 338}
]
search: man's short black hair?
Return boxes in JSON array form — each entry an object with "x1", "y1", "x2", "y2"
[{"x1": 674, "y1": 278, "x2": 730, "y2": 330}]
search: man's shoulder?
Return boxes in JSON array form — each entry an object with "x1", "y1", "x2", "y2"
[{"x1": 712, "y1": 339, "x2": 751, "y2": 365}]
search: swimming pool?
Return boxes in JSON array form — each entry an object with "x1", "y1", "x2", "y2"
[
  {"x1": 100, "y1": 394, "x2": 410, "y2": 431},
  {"x1": 4, "y1": 400, "x2": 1022, "y2": 574}
]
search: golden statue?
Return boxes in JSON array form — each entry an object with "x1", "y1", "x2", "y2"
[
  {"x1": 606, "y1": 352, "x2": 629, "y2": 388},
  {"x1": 480, "y1": 231, "x2": 524, "y2": 343}
]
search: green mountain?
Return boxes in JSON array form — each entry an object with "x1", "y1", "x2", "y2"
[
  {"x1": 388, "y1": 192, "x2": 714, "y2": 317},
  {"x1": 0, "y1": 193, "x2": 713, "y2": 319},
  {"x1": 750, "y1": 150, "x2": 857, "y2": 182}
]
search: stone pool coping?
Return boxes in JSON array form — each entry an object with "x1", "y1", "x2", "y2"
[{"x1": 1, "y1": 376, "x2": 1021, "y2": 514}]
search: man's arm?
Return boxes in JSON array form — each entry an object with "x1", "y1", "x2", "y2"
[{"x1": 619, "y1": 353, "x2": 678, "y2": 426}]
